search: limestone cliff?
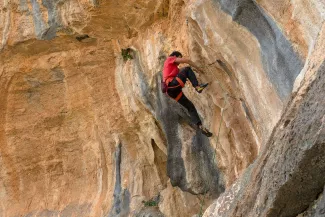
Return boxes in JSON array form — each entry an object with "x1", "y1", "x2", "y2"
[{"x1": 0, "y1": 0, "x2": 324, "y2": 217}]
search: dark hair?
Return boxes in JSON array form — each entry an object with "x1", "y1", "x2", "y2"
[{"x1": 169, "y1": 51, "x2": 183, "y2": 58}]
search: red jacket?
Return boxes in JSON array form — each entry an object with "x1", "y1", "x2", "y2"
[{"x1": 163, "y1": 56, "x2": 179, "y2": 81}]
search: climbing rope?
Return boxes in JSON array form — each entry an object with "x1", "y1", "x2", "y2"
[
  {"x1": 198, "y1": 98, "x2": 226, "y2": 217},
  {"x1": 198, "y1": 70, "x2": 228, "y2": 215},
  {"x1": 197, "y1": 63, "x2": 236, "y2": 216}
]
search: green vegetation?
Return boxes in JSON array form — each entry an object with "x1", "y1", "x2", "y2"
[
  {"x1": 142, "y1": 199, "x2": 158, "y2": 207},
  {"x1": 121, "y1": 48, "x2": 133, "y2": 61}
]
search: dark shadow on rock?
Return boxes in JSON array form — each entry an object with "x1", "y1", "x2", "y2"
[
  {"x1": 155, "y1": 73, "x2": 225, "y2": 196},
  {"x1": 214, "y1": 0, "x2": 304, "y2": 99},
  {"x1": 108, "y1": 144, "x2": 131, "y2": 217},
  {"x1": 127, "y1": 51, "x2": 225, "y2": 197}
]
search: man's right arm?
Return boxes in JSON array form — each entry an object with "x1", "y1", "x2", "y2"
[{"x1": 174, "y1": 58, "x2": 204, "y2": 74}]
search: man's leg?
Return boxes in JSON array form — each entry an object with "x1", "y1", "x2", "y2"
[
  {"x1": 167, "y1": 76, "x2": 212, "y2": 137},
  {"x1": 178, "y1": 67, "x2": 209, "y2": 93},
  {"x1": 177, "y1": 94, "x2": 212, "y2": 137},
  {"x1": 178, "y1": 67, "x2": 199, "y2": 87},
  {"x1": 166, "y1": 83, "x2": 201, "y2": 124},
  {"x1": 177, "y1": 94, "x2": 202, "y2": 125}
]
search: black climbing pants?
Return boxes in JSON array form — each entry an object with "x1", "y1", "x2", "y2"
[{"x1": 167, "y1": 67, "x2": 202, "y2": 126}]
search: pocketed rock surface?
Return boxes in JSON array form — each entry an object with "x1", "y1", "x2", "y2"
[{"x1": 0, "y1": 0, "x2": 324, "y2": 216}]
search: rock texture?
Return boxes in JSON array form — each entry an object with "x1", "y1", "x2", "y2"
[
  {"x1": 298, "y1": 186, "x2": 325, "y2": 217},
  {"x1": 203, "y1": 23, "x2": 325, "y2": 217},
  {"x1": 0, "y1": 0, "x2": 324, "y2": 216}
]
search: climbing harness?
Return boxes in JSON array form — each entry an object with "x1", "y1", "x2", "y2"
[{"x1": 162, "y1": 76, "x2": 185, "y2": 102}]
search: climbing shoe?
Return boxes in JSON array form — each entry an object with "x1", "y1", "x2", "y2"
[
  {"x1": 199, "y1": 125, "x2": 213, "y2": 137},
  {"x1": 195, "y1": 83, "x2": 209, "y2": 93}
]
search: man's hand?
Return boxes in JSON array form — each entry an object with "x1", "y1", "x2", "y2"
[{"x1": 174, "y1": 58, "x2": 205, "y2": 74}]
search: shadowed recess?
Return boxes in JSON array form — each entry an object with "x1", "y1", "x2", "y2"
[
  {"x1": 108, "y1": 144, "x2": 131, "y2": 217},
  {"x1": 214, "y1": 0, "x2": 304, "y2": 99}
]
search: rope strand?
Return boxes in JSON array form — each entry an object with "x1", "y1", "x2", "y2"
[
  {"x1": 197, "y1": 61, "x2": 236, "y2": 216},
  {"x1": 198, "y1": 98, "x2": 226, "y2": 217}
]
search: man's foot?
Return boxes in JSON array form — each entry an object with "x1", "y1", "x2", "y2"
[
  {"x1": 199, "y1": 125, "x2": 213, "y2": 137},
  {"x1": 195, "y1": 83, "x2": 209, "y2": 93}
]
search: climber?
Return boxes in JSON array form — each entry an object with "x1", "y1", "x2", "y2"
[{"x1": 163, "y1": 51, "x2": 212, "y2": 137}]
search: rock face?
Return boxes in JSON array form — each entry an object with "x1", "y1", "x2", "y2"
[
  {"x1": 0, "y1": 0, "x2": 324, "y2": 217},
  {"x1": 203, "y1": 28, "x2": 325, "y2": 216},
  {"x1": 298, "y1": 186, "x2": 325, "y2": 217}
]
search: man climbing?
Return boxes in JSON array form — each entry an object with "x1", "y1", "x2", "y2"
[{"x1": 163, "y1": 51, "x2": 213, "y2": 137}]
